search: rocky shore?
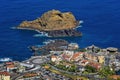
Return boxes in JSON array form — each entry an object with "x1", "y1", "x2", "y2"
[
  {"x1": 30, "y1": 39, "x2": 69, "y2": 55},
  {"x1": 17, "y1": 10, "x2": 82, "y2": 37},
  {"x1": 46, "y1": 29, "x2": 82, "y2": 37}
]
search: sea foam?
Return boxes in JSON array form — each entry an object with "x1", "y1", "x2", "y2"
[
  {"x1": 0, "y1": 58, "x2": 12, "y2": 62},
  {"x1": 33, "y1": 32, "x2": 48, "y2": 37}
]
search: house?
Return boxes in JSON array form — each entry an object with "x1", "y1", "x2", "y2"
[
  {"x1": 23, "y1": 73, "x2": 38, "y2": 78},
  {"x1": 51, "y1": 55, "x2": 57, "y2": 62},
  {"x1": 61, "y1": 50, "x2": 74, "y2": 61},
  {"x1": 80, "y1": 60, "x2": 89, "y2": 66},
  {"x1": 71, "y1": 52, "x2": 84, "y2": 61},
  {"x1": 20, "y1": 62, "x2": 34, "y2": 68},
  {"x1": 5, "y1": 62, "x2": 16, "y2": 72},
  {"x1": 84, "y1": 52, "x2": 105, "y2": 64},
  {"x1": 88, "y1": 62, "x2": 101, "y2": 70},
  {"x1": 0, "y1": 71, "x2": 10, "y2": 80},
  {"x1": 85, "y1": 45, "x2": 100, "y2": 53},
  {"x1": 84, "y1": 52, "x2": 98, "y2": 62},
  {"x1": 62, "y1": 53, "x2": 71, "y2": 61},
  {"x1": 18, "y1": 65, "x2": 25, "y2": 73},
  {"x1": 51, "y1": 55, "x2": 62, "y2": 64},
  {"x1": 5, "y1": 62, "x2": 13, "y2": 65},
  {"x1": 97, "y1": 55, "x2": 105, "y2": 64},
  {"x1": 63, "y1": 50, "x2": 74, "y2": 55},
  {"x1": 68, "y1": 43, "x2": 79, "y2": 50}
]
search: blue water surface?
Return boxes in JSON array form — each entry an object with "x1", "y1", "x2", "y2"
[{"x1": 0, "y1": 0, "x2": 120, "y2": 62}]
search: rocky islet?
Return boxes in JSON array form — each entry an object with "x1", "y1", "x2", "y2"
[{"x1": 17, "y1": 10, "x2": 82, "y2": 37}]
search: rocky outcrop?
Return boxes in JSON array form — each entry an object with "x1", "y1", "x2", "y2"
[
  {"x1": 17, "y1": 10, "x2": 82, "y2": 37},
  {"x1": 30, "y1": 39, "x2": 69, "y2": 55},
  {"x1": 46, "y1": 29, "x2": 82, "y2": 37}
]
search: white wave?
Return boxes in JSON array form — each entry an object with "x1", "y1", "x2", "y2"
[
  {"x1": 0, "y1": 58, "x2": 12, "y2": 62},
  {"x1": 43, "y1": 40, "x2": 55, "y2": 45},
  {"x1": 33, "y1": 32, "x2": 48, "y2": 37},
  {"x1": 79, "y1": 20, "x2": 84, "y2": 24},
  {"x1": 77, "y1": 25, "x2": 83, "y2": 28},
  {"x1": 73, "y1": 20, "x2": 84, "y2": 29}
]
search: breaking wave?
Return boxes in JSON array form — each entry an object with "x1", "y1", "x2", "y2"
[
  {"x1": 33, "y1": 32, "x2": 48, "y2": 37},
  {"x1": 0, "y1": 58, "x2": 12, "y2": 62},
  {"x1": 79, "y1": 20, "x2": 84, "y2": 24}
]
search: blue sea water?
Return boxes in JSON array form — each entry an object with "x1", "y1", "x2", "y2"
[{"x1": 0, "y1": 0, "x2": 120, "y2": 64}]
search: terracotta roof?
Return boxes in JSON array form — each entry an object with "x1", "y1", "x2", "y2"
[
  {"x1": 23, "y1": 73, "x2": 38, "y2": 77},
  {"x1": 62, "y1": 54, "x2": 70, "y2": 59},
  {"x1": 71, "y1": 52, "x2": 84, "y2": 60},
  {"x1": 51, "y1": 55, "x2": 57, "y2": 58},
  {"x1": 81, "y1": 60, "x2": 89, "y2": 64},
  {"x1": 88, "y1": 62, "x2": 101, "y2": 69},
  {"x1": 0, "y1": 71, "x2": 10, "y2": 76},
  {"x1": 6, "y1": 62, "x2": 14, "y2": 65},
  {"x1": 7, "y1": 64, "x2": 15, "y2": 69}
]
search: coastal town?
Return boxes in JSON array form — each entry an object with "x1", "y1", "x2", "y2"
[{"x1": 0, "y1": 39, "x2": 120, "y2": 80}]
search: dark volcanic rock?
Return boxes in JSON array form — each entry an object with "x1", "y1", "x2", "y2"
[
  {"x1": 30, "y1": 39, "x2": 69, "y2": 55},
  {"x1": 46, "y1": 29, "x2": 82, "y2": 37}
]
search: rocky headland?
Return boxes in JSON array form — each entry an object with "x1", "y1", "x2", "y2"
[
  {"x1": 29, "y1": 39, "x2": 69, "y2": 55},
  {"x1": 17, "y1": 10, "x2": 82, "y2": 37}
]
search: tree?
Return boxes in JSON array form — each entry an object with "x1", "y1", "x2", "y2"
[
  {"x1": 85, "y1": 65, "x2": 97, "y2": 73},
  {"x1": 68, "y1": 65, "x2": 77, "y2": 72},
  {"x1": 98, "y1": 66, "x2": 115, "y2": 78},
  {"x1": 12, "y1": 69, "x2": 17, "y2": 73}
]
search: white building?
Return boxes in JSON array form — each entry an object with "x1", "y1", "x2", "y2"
[
  {"x1": 68, "y1": 43, "x2": 79, "y2": 49},
  {"x1": 20, "y1": 62, "x2": 34, "y2": 68}
]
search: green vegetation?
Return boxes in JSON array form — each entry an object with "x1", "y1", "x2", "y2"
[
  {"x1": 55, "y1": 61, "x2": 77, "y2": 72},
  {"x1": 107, "y1": 77, "x2": 120, "y2": 80},
  {"x1": 41, "y1": 63, "x2": 49, "y2": 67},
  {"x1": 48, "y1": 61, "x2": 55, "y2": 65},
  {"x1": 85, "y1": 65, "x2": 97, "y2": 73},
  {"x1": 98, "y1": 66, "x2": 115, "y2": 78},
  {"x1": 55, "y1": 64, "x2": 77, "y2": 72},
  {"x1": 74, "y1": 48, "x2": 86, "y2": 52},
  {"x1": 46, "y1": 66, "x2": 88, "y2": 80},
  {"x1": 95, "y1": 48, "x2": 101, "y2": 53}
]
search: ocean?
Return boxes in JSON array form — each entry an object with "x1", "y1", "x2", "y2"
[{"x1": 0, "y1": 0, "x2": 120, "y2": 64}]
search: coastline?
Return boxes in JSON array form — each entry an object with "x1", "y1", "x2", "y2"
[{"x1": 0, "y1": 39, "x2": 120, "y2": 80}]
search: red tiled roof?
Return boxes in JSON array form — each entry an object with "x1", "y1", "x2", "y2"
[
  {"x1": 62, "y1": 54, "x2": 70, "y2": 60},
  {"x1": 81, "y1": 60, "x2": 89, "y2": 64},
  {"x1": 71, "y1": 52, "x2": 84, "y2": 60},
  {"x1": 23, "y1": 73, "x2": 38, "y2": 77},
  {"x1": 51, "y1": 55, "x2": 57, "y2": 59},
  {"x1": 0, "y1": 71, "x2": 10, "y2": 76},
  {"x1": 88, "y1": 62, "x2": 101, "y2": 69},
  {"x1": 7, "y1": 64, "x2": 15, "y2": 69},
  {"x1": 6, "y1": 62, "x2": 14, "y2": 65}
]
